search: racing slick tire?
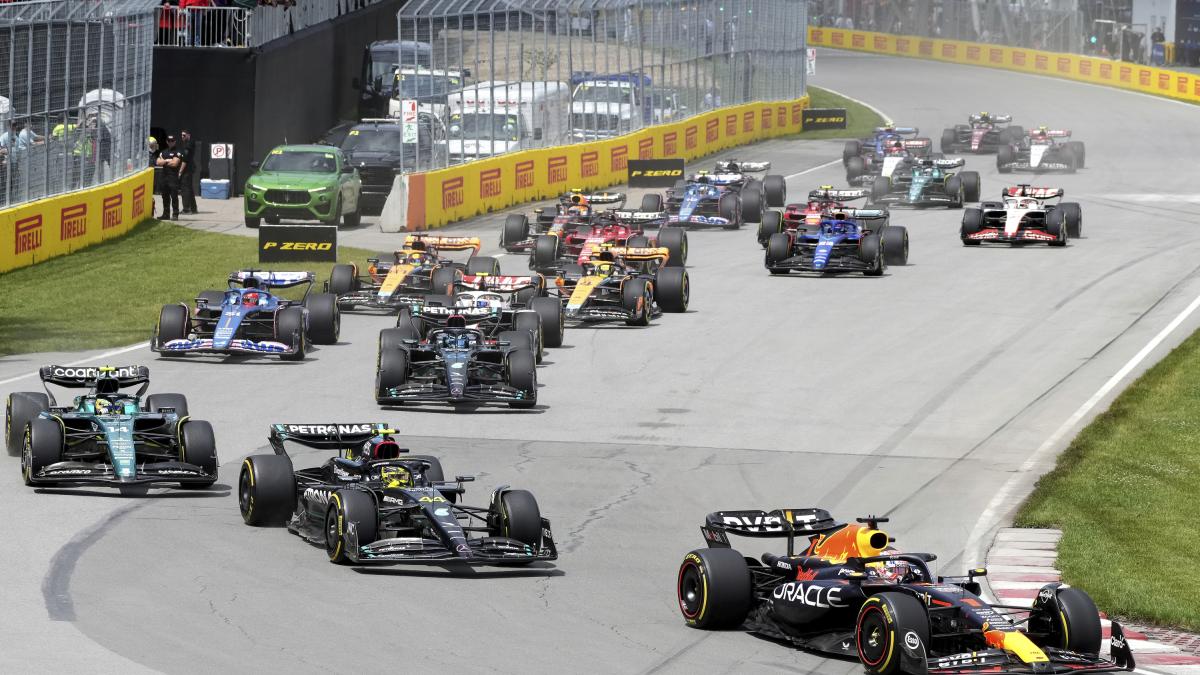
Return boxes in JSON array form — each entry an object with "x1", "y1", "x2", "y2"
[
  {"x1": 1065, "y1": 141, "x2": 1086, "y2": 169},
  {"x1": 275, "y1": 306, "x2": 307, "y2": 361},
  {"x1": 997, "y1": 145, "x2": 1015, "y2": 173},
  {"x1": 238, "y1": 454, "x2": 296, "y2": 526},
  {"x1": 1046, "y1": 209, "x2": 1068, "y2": 247},
  {"x1": 22, "y1": 416, "x2": 63, "y2": 486},
  {"x1": 882, "y1": 226, "x2": 909, "y2": 266},
  {"x1": 945, "y1": 176, "x2": 964, "y2": 209},
  {"x1": 531, "y1": 296, "x2": 565, "y2": 348},
  {"x1": 657, "y1": 226, "x2": 688, "y2": 267},
  {"x1": 739, "y1": 185, "x2": 763, "y2": 224},
  {"x1": 502, "y1": 214, "x2": 530, "y2": 251},
  {"x1": 640, "y1": 193, "x2": 664, "y2": 213},
  {"x1": 380, "y1": 326, "x2": 419, "y2": 355},
  {"x1": 326, "y1": 489, "x2": 377, "y2": 564},
  {"x1": 677, "y1": 547, "x2": 752, "y2": 629},
  {"x1": 394, "y1": 307, "x2": 420, "y2": 338},
  {"x1": 1030, "y1": 585, "x2": 1102, "y2": 656},
  {"x1": 1001, "y1": 125, "x2": 1025, "y2": 143},
  {"x1": 961, "y1": 208, "x2": 984, "y2": 246},
  {"x1": 196, "y1": 290, "x2": 225, "y2": 318},
  {"x1": 627, "y1": 234, "x2": 650, "y2": 248},
  {"x1": 856, "y1": 592, "x2": 931, "y2": 675},
  {"x1": 860, "y1": 234, "x2": 885, "y2": 276},
  {"x1": 6, "y1": 392, "x2": 49, "y2": 456},
  {"x1": 622, "y1": 278, "x2": 653, "y2": 326},
  {"x1": 940, "y1": 128, "x2": 957, "y2": 154},
  {"x1": 960, "y1": 171, "x2": 981, "y2": 202},
  {"x1": 430, "y1": 265, "x2": 461, "y2": 295},
  {"x1": 758, "y1": 210, "x2": 783, "y2": 248},
  {"x1": 766, "y1": 232, "x2": 792, "y2": 275},
  {"x1": 490, "y1": 489, "x2": 542, "y2": 549},
  {"x1": 718, "y1": 193, "x2": 741, "y2": 229},
  {"x1": 245, "y1": 215, "x2": 261, "y2": 228},
  {"x1": 763, "y1": 175, "x2": 786, "y2": 208},
  {"x1": 376, "y1": 348, "x2": 409, "y2": 402},
  {"x1": 514, "y1": 311, "x2": 544, "y2": 363},
  {"x1": 870, "y1": 177, "x2": 891, "y2": 203},
  {"x1": 532, "y1": 235, "x2": 560, "y2": 269},
  {"x1": 328, "y1": 264, "x2": 358, "y2": 297},
  {"x1": 846, "y1": 156, "x2": 866, "y2": 183},
  {"x1": 305, "y1": 293, "x2": 341, "y2": 345},
  {"x1": 505, "y1": 350, "x2": 538, "y2": 409},
  {"x1": 843, "y1": 140, "x2": 862, "y2": 166},
  {"x1": 145, "y1": 393, "x2": 190, "y2": 418},
  {"x1": 654, "y1": 267, "x2": 690, "y2": 313},
  {"x1": 1059, "y1": 202, "x2": 1083, "y2": 238},
  {"x1": 467, "y1": 255, "x2": 501, "y2": 276},
  {"x1": 157, "y1": 304, "x2": 190, "y2": 343},
  {"x1": 179, "y1": 420, "x2": 217, "y2": 488},
  {"x1": 500, "y1": 330, "x2": 537, "y2": 359}
]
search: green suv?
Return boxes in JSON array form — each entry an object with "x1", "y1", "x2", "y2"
[{"x1": 244, "y1": 145, "x2": 363, "y2": 228}]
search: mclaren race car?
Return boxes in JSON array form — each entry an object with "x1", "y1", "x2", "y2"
[
  {"x1": 238, "y1": 423, "x2": 557, "y2": 567},
  {"x1": 676, "y1": 508, "x2": 1135, "y2": 674},
  {"x1": 665, "y1": 160, "x2": 786, "y2": 227},
  {"x1": 869, "y1": 158, "x2": 981, "y2": 208},
  {"x1": 153, "y1": 270, "x2": 339, "y2": 361},
  {"x1": 765, "y1": 209, "x2": 908, "y2": 276},
  {"x1": 529, "y1": 208, "x2": 687, "y2": 272},
  {"x1": 961, "y1": 185, "x2": 1083, "y2": 247},
  {"x1": 997, "y1": 127, "x2": 1087, "y2": 174},
  {"x1": 549, "y1": 246, "x2": 689, "y2": 325},
  {"x1": 327, "y1": 235, "x2": 499, "y2": 311},
  {"x1": 844, "y1": 126, "x2": 934, "y2": 185},
  {"x1": 763, "y1": 186, "x2": 871, "y2": 247},
  {"x1": 940, "y1": 112, "x2": 1023, "y2": 154},
  {"x1": 7, "y1": 365, "x2": 217, "y2": 488},
  {"x1": 501, "y1": 189, "x2": 628, "y2": 252}
]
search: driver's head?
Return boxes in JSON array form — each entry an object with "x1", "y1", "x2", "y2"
[
  {"x1": 94, "y1": 397, "x2": 117, "y2": 415},
  {"x1": 379, "y1": 465, "x2": 412, "y2": 489},
  {"x1": 243, "y1": 292, "x2": 261, "y2": 306}
]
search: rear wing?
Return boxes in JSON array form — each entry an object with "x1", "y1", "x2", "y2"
[
  {"x1": 701, "y1": 508, "x2": 844, "y2": 554},
  {"x1": 876, "y1": 126, "x2": 918, "y2": 135},
  {"x1": 714, "y1": 160, "x2": 770, "y2": 173},
  {"x1": 903, "y1": 138, "x2": 931, "y2": 150},
  {"x1": 839, "y1": 208, "x2": 888, "y2": 220},
  {"x1": 609, "y1": 246, "x2": 670, "y2": 263},
  {"x1": 1004, "y1": 185, "x2": 1063, "y2": 199},
  {"x1": 403, "y1": 234, "x2": 482, "y2": 253},
  {"x1": 807, "y1": 188, "x2": 868, "y2": 202},
  {"x1": 610, "y1": 210, "x2": 668, "y2": 223},
  {"x1": 1045, "y1": 129, "x2": 1071, "y2": 138},
  {"x1": 40, "y1": 365, "x2": 151, "y2": 405},
  {"x1": 457, "y1": 273, "x2": 545, "y2": 293},
  {"x1": 968, "y1": 114, "x2": 1012, "y2": 123},
  {"x1": 561, "y1": 191, "x2": 627, "y2": 206},
  {"x1": 268, "y1": 423, "x2": 394, "y2": 456},
  {"x1": 231, "y1": 270, "x2": 315, "y2": 288}
]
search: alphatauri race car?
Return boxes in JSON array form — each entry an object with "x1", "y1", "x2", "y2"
[
  {"x1": 501, "y1": 190, "x2": 629, "y2": 252},
  {"x1": 549, "y1": 246, "x2": 689, "y2": 325},
  {"x1": 328, "y1": 235, "x2": 499, "y2": 312},
  {"x1": 238, "y1": 423, "x2": 557, "y2": 567},
  {"x1": 765, "y1": 209, "x2": 908, "y2": 276},
  {"x1": 869, "y1": 158, "x2": 981, "y2": 208},
  {"x1": 940, "y1": 113, "x2": 1023, "y2": 154},
  {"x1": 997, "y1": 127, "x2": 1086, "y2": 174},
  {"x1": 676, "y1": 508, "x2": 1135, "y2": 674},
  {"x1": 961, "y1": 185, "x2": 1082, "y2": 247}
]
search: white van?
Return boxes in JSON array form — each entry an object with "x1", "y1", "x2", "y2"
[{"x1": 439, "y1": 81, "x2": 568, "y2": 164}]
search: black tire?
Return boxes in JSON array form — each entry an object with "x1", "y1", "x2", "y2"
[
  {"x1": 429, "y1": 265, "x2": 461, "y2": 295},
  {"x1": 145, "y1": 393, "x2": 189, "y2": 418},
  {"x1": 375, "y1": 347, "x2": 409, "y2": 401},
  {"x1": 846, "y1": 156, "x2": 866, "y2": 182},
  {"x1": 531, "y1": 296, "x2": 564, "y2": 348},
  {"x1": 305, "y1": 293, "x2": 340, "y2": 344},
  {"x1": 1066, "y1": 141, "x2": 1086, "y2": 168},
  {"x1": 265, "y1": 214, "x2": 280, "y2": 225},
  {"x1": 22, "y1": 416, "x2": 63, "y2": 486},
  {"x1": 505, "y1": 349, "x2": 538, "y2": 408},
  {"x1": 882, "y1": 226, "x2": 909, "y2": 266},
  {"x1": 1031, "y1": 585, "x2": 1102, "y2": 656},
  {"x1": 323, "y1": 198, "x2": 341, "y2": 227},
  {"x1": 718, "y1": 193, "x2": 740, "y2": 228},
  {"x1": 329, "y1": 263, "x2": 358, "y2": 296},
  {"x1": 238, "y1": 454, "x2": 296, "y2": 526},
  {"x1": 532, "y1": 235, "x2": 559, "y2": 269},
  {"x1": 677, "y1": 547, "x2": 752, "y2": 629},
  {"x1": 627, "y1": 234, "x2": 651, "y2": 248},
  {"x1": 342, "y1": 204, "x2": 362, "y2": 229},
  {"x1": 856, "y1": 592, "x2": 931, "y2": 675},
  {"x1": 640, "y1": 193, "x2": 664, "y2": 212},
  {"x1": 940, "y1": 128, "x2": 957, "y2": 154},
  {"x1": 758, "y1": 211, "x2": 783, "y2": 248},
  {"x1": 157, "y1": 304, "x2": 190, "y2": 343},
  {"x1": 179, "y1": 420, "x2": 217, "y2": 488},
  {"x1": 657, "y1": 226, "x2": 688, "y2": 267},
  {"x1": 1060, "y1": 202, "x2": 1083, "y2": 238},
  {"x1": 514, "y1": 311, "x2": 544, "y2": 362},
  {"x1": 244, "y1": 215, "x2": 261, "y2": 228},
  {"x1": 1046, "y1": 208, "x2": 1068, "y2": 247},
  {"x1": 654, "y1": 267, "x2": 690, "y2": 313},
  {"x1": 961, "y1": 208, "x2": 983, "y2": 246},
  {"x1": 275, "y1": 306, "x2": 306, "y2": 361},
  {"x1": 7, "y1": 392, "x2": 49, "y2": 456},
  {"x1": 499, "y1": 329, "x2": 536, "y2": 357},
  {"x1": 326, "y1": 489, "x2": 377, "y2": 564},
  {"x1": 960, "y1": 171, "x2": 981, "y2": 202},
  {"x1": 997, "y1": 145, "x2": 1015, "y2": 173},
  {"x1": 491, "y1": 489, "x2": 542, "y2": 547},
  {"x1": 1001, "y1": 125, "x2": 1025, "y2": 143},
  {"x1": 860, "y1": 233, "x2": 885, "y2": 276},
  {"x1": 871, "y1": 177, "x2": 890, "y2": 202},
  {"x1": 765, "y1": 232, "x2": 791, "y2": 274},
  {"x1": 763, "y1": 175, "x2": 786, "y2": 208},
  {"x1": 467, "y1": 255, "x2": 501, "y2": 276},
  {"x1": 843, "y1": 140, "x2": 862, "y2": 166},
  {"x1": 740, "y1": 185, "x2": 763, "y2": 223},
  {"x1": 622, "y1": 278, "x2": 652, "y2": 326},
  {"x1": 502, "y1": 213, "x2": 530, "y2": 250},
  {"x1": 380, "y1": 326, "x2": 419, "y2": 355},
  {"x1": 945, "y1": 176, "x2": 963, "y2": 208}
]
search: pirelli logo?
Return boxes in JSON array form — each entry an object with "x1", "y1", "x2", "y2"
[
  {"x1": 479, "y1": 168, "x2": 502, "y2": 199},
  {"x1": 442, "y1": 176, "x2": 464, "y2": 208},
  {"x1": 1013, "y1": 51, "x2": 1027, "y2": 67},
  {"x1": 1139, "y1": 69, "x2": 1150, "y2": 87},
  {"x1": 851, "y1": 34, "x2": 864, "y2": 48},
  {"x1": 831, "y1": 31, "x2": 844, "y2": 47},
  {"x1": 792, "y1": 103, "x2": 803, "y2": 126},
  {"x1": 1194, "y1": 79, "x2": 1200, "y2": 97},
  {"x1": 663, "y1": 132, "x2": 677, "y2": 157},
  {"x1": 811, "y1": 29, "x2": 823, "y2": 43},
  {"x1": 14, "y1": 215, "x2": 42, "y2": 254},
  {"x1": 760, "y1": 108, "x2": 772, "y2": 130},
  {"x1": 1099, "y1": 62, "x2": 1112, "y2": 79},
  {"x1": 705, "y1": 118, "x2": 719, "y2": 143},
  {"x1": 637, "y1": 137, "x2": 652, "y2": 160},
  {"x1": 1057, "y1": 57, "x2": 1071, "y2": 74},
  {"x1": 742, "y1": 111, "x2": 754, "y2": 133},
  {"x1": 1035, "y1": 55, "x2": 1048, "y2": 70},
  {"x1": 777, "y1": 105, "x2": 787, "y2": 128},
  {"x1": 132, "y1": 184, "x2": 146, "y2": 219},
  {"x1": 610, "y1": 145, "x2": 628, "y2": 172},
  {"x1": 725, "y1": 114, "x2": 736, "y2": 137},
  {"x1": 515, "y1": 160, "x2": 534, "y2": 189},
  {"x1": 941, "y1": 44, "x2": 956, "y2": 59},
  {"x1": 1119, "y1": 65, "x2": 1131, "y2": 83},
  {"x1": 873, "y1": 35, "x2": 887, "y2": 51},
  {"x1": 1079, "y1": 60, "x2": 1092, "y2": 77},
  {"x1": 60, "y1": 204, "x2": 87, "y2": 241},
  {"x1": 1178, "y1": 75, "x2": 1188, "y2": 94},
  {"x1": 685, "y1": 125, "x2": 697, "y2": 150},
  {"x1": 547, "y1": 155, "x2": 567, "y2": 183},
  {"x1": 989, "y1": 48, "x2": 1003, "y2": 64},
  {"x1": 1158, "y1": 72, "x2": 1169, "y2": 90},
  {"x1": 896, "y1": 38, "x2": 910, "y2": 53},
  {"x1": 580, "y1": 151, "x2": 599, "y2": 178},
  {"x1": 102, "y1": 194, "x2": 123, "y2": 230},
  {"x1": 919, "y1": 40, "x2": 932, "y2": 56},
  {"x1": 966, "y1": 46, "x2": 980, "y2": 61}
]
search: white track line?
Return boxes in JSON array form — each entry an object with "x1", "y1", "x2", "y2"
[
  {"x1": 784, "y1": 158, "x2": 842, "y2": 180},
  {"x1": 0, "y1": 342, "x2": 148, "y2": 387}
]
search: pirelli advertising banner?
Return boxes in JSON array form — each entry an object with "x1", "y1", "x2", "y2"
[
  {"x1": 1, "y1": 169, "x2": 154, "y2": 273},
  {"x1": 258, "y1": 225, "x2": 337, "y2": 262}
]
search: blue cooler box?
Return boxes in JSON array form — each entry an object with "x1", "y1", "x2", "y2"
[{"x1": 200, "y1": 178, "x2": 230, "y2": 200}]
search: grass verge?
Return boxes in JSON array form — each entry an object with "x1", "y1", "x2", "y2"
[
  {"x1": 793, "y1": 86, "x2": 886, "y2": 140},
  {"x1": 1015, "y1": 328, "x2": 1200, "y2": 631},
  {"x1": 0, "y1": 220, "x2": 380, "y2": 356}
]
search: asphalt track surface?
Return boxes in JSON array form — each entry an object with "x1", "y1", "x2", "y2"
[{"x1": 3, "y1": 49, "x2": 1200, "y2": 674}]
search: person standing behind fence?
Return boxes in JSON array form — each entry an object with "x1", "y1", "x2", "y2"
[
  {"x1": 156, "y1": 135, "x2": 184, "y2": 220},
  {"x1": 179, "y1": 129, "x2": 198, "y2": 214},
  {"x1": 149, "y1": 137, "x2": 162, "y2": 218}
]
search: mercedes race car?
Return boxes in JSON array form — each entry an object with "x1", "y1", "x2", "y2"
[
  {"x1": 7, "y1": 365, "x2": 217, "y2": 488},
  {"x1": 665, "y1": 160, "x2": 786, "y2": 227},
  {"x1": 676, "y1": 508, "x2": 1135, "y2": 674},
  {"x1": 765, "y1": 209, "x2": 908, "y2": 276},
  {"x1": 869, "y1": 158, "x2": 981, "y2": 208},
  {"x1": 961, "y1": 185, "x2": 1082, "y2": 247},
  {"x1": 327, "y1": 235, "x2": 498, "y2": 311},
  {"x1": 501, "y1": 190, "x2": 628, "y2": 252},
  {"x1": 997, "y1": 127, "x2": 1086, "y2": 174},
  {"x1": 844, "y1": 126, "x2": 934, "y2": 185},
  {"x1": 529, "y1": 208, "x2": 687, "y2": 272},
  {"x1": 548, "y1": 246, "x2": 689, "y2": 326},
  {"x1": 238, "y1": 423, "x2": 557, "y2": 567},
  {"x1": 940, "y1": 112, "x2": 1023, "y2": 154},
  {"x1": 764, "y1": 186, "x2": 871, "y2": 247},
  {"x1": 153, "y1": 270, "x2": 339, "y2": 361}
]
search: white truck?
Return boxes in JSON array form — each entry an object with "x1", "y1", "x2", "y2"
[
  {"x1": 439, "y1": 81, "x2": 568, "y2": 164},
  {"x1": 569, "y1": 74, "x2": 652, "y2": 141}
]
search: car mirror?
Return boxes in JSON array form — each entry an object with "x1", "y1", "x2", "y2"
[{"x1": 249, "y1": 160, "x2": 260, "y2": 171}]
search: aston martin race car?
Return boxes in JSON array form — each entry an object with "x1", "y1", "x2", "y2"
[
  {"x1": 940, "y1": 112, "x2": 1023, "y2": 154},
  {"x1": 238, "y1": 423, "x2": 557, "y2": 567},
  {"x1": 153, "y1": 270, "x2": 339, "y2": 361},
  {"x1": 869, "y1": 158, "x2": 981, "y2": 208},
  {"x1": 548, "y1": 246, "x2": 689, "y2": 325},
  {"x1": 375, "y1": 317, "x2": 538, "y2": 408},
  {"x1": 997, "y1": 127, "x2": 1086, "y2": 174},
  {"x1": 529, "y1": 208, "x2": 687, "y2": 271},
  {"x1": 665, "y1": 160, "x2": 786, "y2": 226},
  {"x1": 327, "y1": 235, "x2": 498, "y2": 311},
  {"x1": 7, "y1": 365, "x2": 216, "y2": 488},
  {"x1": 844, "y1": 126, "x2": 934, "y2": 185},
  {"x1": 501, "y1": 189, "x2": 628, "y2": 252},
  {"x1": 961, "y1": 185, "x2": 1083, "y2": 246},
  {"x1": 765, "y1": 209, "x2": 908, "y2": 276},
  {"x1": 676, "y1": 508, "x2": 1135, "y2": 674},
  {"x1": 763, "y1": 186, "x2": 871, "y2": 247}
]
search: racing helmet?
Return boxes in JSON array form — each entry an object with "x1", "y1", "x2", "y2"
[
  {"x1": 94, "y1": 398, "x2": 115, "y2": 415},
  {"x1": 243, "y1": 291, "x2": 262, "y2": 306},
  {"x1": 366, "y1": 435, "x2": 402, "y2": 460},
  {"x1": 379, "y1": 465, "x2": 412, "y2": 489}
]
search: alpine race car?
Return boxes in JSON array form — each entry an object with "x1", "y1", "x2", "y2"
[
  {"x1": 327, "y1": 235, "x2": 499, "y2": 312},
  {"x1": 238, "y1": 423, "x2": 557, "y2": 567},
  {"x1": 997, "y1": 127, "x2": 1087, "y2": 174},
  {"x1": 676, "y1": 507, "x2": 1135, "y2": 674},
  {"x1": 869, "y1": 158, "x2": 981, "y2": 208},
  {"x1": 153, "y1": 270, "x2": 339, "y2": 361},
  {"x1": 501, "y1": 190, "x2": 628, "y2": 252},
  {"x1": 548, "y1": 246, "x2": 689, "y2": 326},
  {"x1": 961, "y1": 185, "x2": 1082, "y2": 247},
  {"x1": 765, "y1": 209, "x2": 908, "y2": 276},
  {"x1": 664, "y1": 160, "x2": 786, "y2": 227},
  {"x1": 7, "y1": 365, "x2": 217, "y2": 488},
  {"x1": 375, "y1": 317, "x2": 538, "y2": 409},
  {"x1": 763, "y1": 186, "x2": 871, "y2": 247},
  {"x1": 529, "y1": 208, "x2": 687, "y2": 272},
  {"x1": 940, "y1": 112, "x2": 1023, "y2": 154},
  {"x1": 844, "y1": 126, "x2": 934, "y2": 185}
]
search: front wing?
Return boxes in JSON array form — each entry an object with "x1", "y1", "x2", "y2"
[
  {"x1": 346, "y1": 521, "x2": 558, "y2": 566},
  {"x1": 378, "y1": 383, "x2": 533, "y2": 405},
  {"x1": 29, "y1": 460, "x2": 215, "y2": 486}
]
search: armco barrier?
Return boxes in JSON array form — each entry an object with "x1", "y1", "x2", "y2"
[
  {"x1": 0, "y1": 169, "x2": 154, "y2": 274},
  {"x1": 808, "y1": 27, "x2": 1200, "y2": 106},
  {"x1": 403, "y1": 98, "x2": 810, "y2": 230}
]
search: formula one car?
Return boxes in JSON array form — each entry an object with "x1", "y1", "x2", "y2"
[
  {"x1": 549, "y1": 246, "x2": 689, "y2": 326},
  {"x1": 940, "y1": 112, "x2": 1023, "y2": 154},
  {"x1": 665, "y1": 160, "x2": 786, "y2": 227},
  {"x1": 327, "y1": 235, "x2": 498, "y2": 312},
  {"x1": 765, "y1": 209, "x2": 908, "y2": 276},
  {"x1": 961, "y1": 185, "x2": 1083, "y2": 247},
  {"x1": 501, "y1": 190, "x2": 627, "y2": 252},
  {"x1": 529, "y1": 208, "x2": 687, "y2": 271},
  {"x1": 763, "y1": 186, "x2": 871, "y2": 247},
  {"x1": 869, "y1": 158, "x2": 981, "y2": 208},
  {"x1": 997, "y1": 127, "x2": 1086, "y2": 174},
  {"x1": 238, "y1": 423, "x2": 557, "y2": 567},
  {"x1": 844, "y1": 126, "x2": 934, "y2": 185},
  {"x1": 375, "y1": 317, "x2": 538, "y2": 408},
  {"x1": 153, "y1": 270, "x2": 339, "y2": 361},
  {"x1": 7, "y1": 365, "x2": 216, "y2": 488},
  {"x1": 676, "y1": 507, "x2": 1135, "y2": 674}
]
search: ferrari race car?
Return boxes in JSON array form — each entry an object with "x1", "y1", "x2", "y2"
[
  {"x1": 238, "y1": 423, "x2": 557, "y2": 567},
  {"x1": 869, "y1": 158, "x2": 982, "y2": 208},
  {"x1": 327, "y1": 235, "x2": 499, "y2": 311},
  {"x1": 765, "y1": 209, "x2": 908, "y2": 276},
  {"x1": 375, "y1": 317, "x2": 538, "y2": 409},
  {"x1": 676, "y1": 508, "x2": 1136, "y2": 674},
  {"x1": 549, "y1": 246, "x2": 689, "y2": 326},
  {"x1": 961, "y1": 185, "x2": 1083, "y2": 247},
  {"x1": 529, "y1": 207, "x2": 687, "y2": 272},
  {"x1": 940, "y1": 112, "x2": 1023, "y2": 154},
  {"x1": 763, "y1": 186, "x2": 871, "y2": 247},
  {"x1": 844, "y1": 126, "x2": 934, "y2": 185},
  {"x1": 7, "y1": 365, "x2": 217, "y2": 488},
  {"x1": 997, "y1": 127, "x2": 1087, "y2": 174},
  {"x1": 665, "y1": 160, "x2": 786, "y2": 227},
  {"x1": 153, "y1": 270, "x2": 339, "y2": 361},
  {"x1": 500, "y1": 189, "x2": 628, "y2": 252}
]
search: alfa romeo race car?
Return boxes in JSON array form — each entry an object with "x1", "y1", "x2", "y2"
[
  {"x1": 940, "y1": 112, "x2": 1022, "y2": 154},
  {"x1": 665, "y1": 160, "x2": 786, "y2": 227},
  {"x1": 765, "y1": 209, "x2": 908, "y2": 276},
  {"x1": 501, "y1": 190, "x2": 628, "y2": 252},
  {"x1": 997, "y1": 127, "x2": 1087, "y2": 174},
  {"x1": 869, "y1": 158, "x2": 981, "y2": 208},
  {"x1": 548, "y1": 246, "x2": 689, "y2": 326},
  {"x1": 764, "y1": 186, "x2": 871, "y2": 247},
  {"x1": 327, "y1": 235, "x2": 499, "y2": 311},
  {"x1": 153, "y1": 270, "x2": 339, "y2": 361},
  {"x1": 961, "y1": 185, "x2": 1083, "y2": 247},
  {"x1": 7, "y1": 365, "x2": 217, "y2": 488},
  {"x1": 844, "y1": 126, "x2": 934, "y2": 185},
  {"x1": 238, "y1": 423, "x2": 557, "y2": 567},
  {"x1": 529, "y1": 208, "x2": 687, "y2": 271},
  {"x1": 676, "y1": 508, "x2": 1135, "y2": 674}
]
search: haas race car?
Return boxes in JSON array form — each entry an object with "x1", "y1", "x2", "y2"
[
  {"x1": 327, "y1": 235, "x2": 499, "y2": 312},
  {"x1": 961, "y1": 185, "x2": 1083, "y2": 247},
  {"x1": 676, "y1": 508, "x2": 1135, "y2": 674},
  {"x1": 765, "y1": 208, "x2": 908, "y2": 276},
  {"x1": 940, "y1": 112, "x2": 1023, "y2": 154},
  {"x1": 997, "y1": 127, "x2": 1086, "y2": 174}
]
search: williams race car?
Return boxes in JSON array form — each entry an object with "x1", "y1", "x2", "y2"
[
  {"x1": 153, "y1": 270, "x2": 339, "y2": 361},
  {"x1": 869, "y1": 158, "x2": 981, "y2": 208},
  {"x1": 676, "y1": 508, "x2": 1135, "y2": 674},
  {"x1": 961, "y1": 185, "x2": 1082, "y2": 247},
  {"x1": 763, "y1": 186, "x2": 871, "y2": 247},
  {"x1": 238, "y1": 423, "x2": 557, "y2": 567},
  {"x1": 765, "y1": 209, "x2": 908, "y2": 276},
  {"x1": 997, "y1": 127, "x2": 1086, "y2": 174},
  {"x1": 940, "y1": 112, "x2": 1023, "y2": 154},
  {"x1": 501, "y1": 189, "x2": 628, "y2": 252},
  {"x1": 529, "y1": 208, "x2": 687, "y2": 272},
  {"x1": 327, "y1": 235, "x2": 498, "y2": 312},
  {"x1": 7, "y1": 365, "x2": 217, "y2": 488},
  {"x1": 549, "y1": 246, "x2": 689, "y2": 326}
]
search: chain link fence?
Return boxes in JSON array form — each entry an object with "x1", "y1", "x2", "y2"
[
  {"x1": 0, "y1": 0, "x2": 157, "y2": 209},
  {"x1": 154, "y1": 0, "x2": 389, "y2": 49},
  {"x1": 389, "y1": 0, "x2": 807, "y2": 171}
]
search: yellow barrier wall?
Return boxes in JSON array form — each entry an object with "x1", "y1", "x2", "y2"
[
  {"x1": 808, "y1": 27, "x2": 1200, "y2": 105},
  {"x1": 406, "y1": 97, "x2": 810, "y2": 230},
  {"x1": 0, "y1": 169, "x2": 155, "y2": 273}
]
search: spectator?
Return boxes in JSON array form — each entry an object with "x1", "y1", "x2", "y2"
[
  {"x1": 180, "y1": 0, "x2": 214, "y2": 46},
  {"x1": 156, "y1": 135, "x2": 184, "y2": 219},
  {"x1": 149, "y1": 138, "x2": 161, "y2": 217},
  {"x1": 179, "y1": 129, "x2": 198, "y2": 214}
]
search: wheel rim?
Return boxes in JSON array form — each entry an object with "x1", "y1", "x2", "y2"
[
  {"x1": 677, "y1": 562, "x2": 704, "y2": 619},
  {"x1": 238, "y1": 468, "x2": 252, "y2": 517},
  {"x1": 857, "y1": 606, "x2": 890, "y2": 667},
  {"x1": 325, "y1": 508, "x2": 341, "y2": 557}
]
